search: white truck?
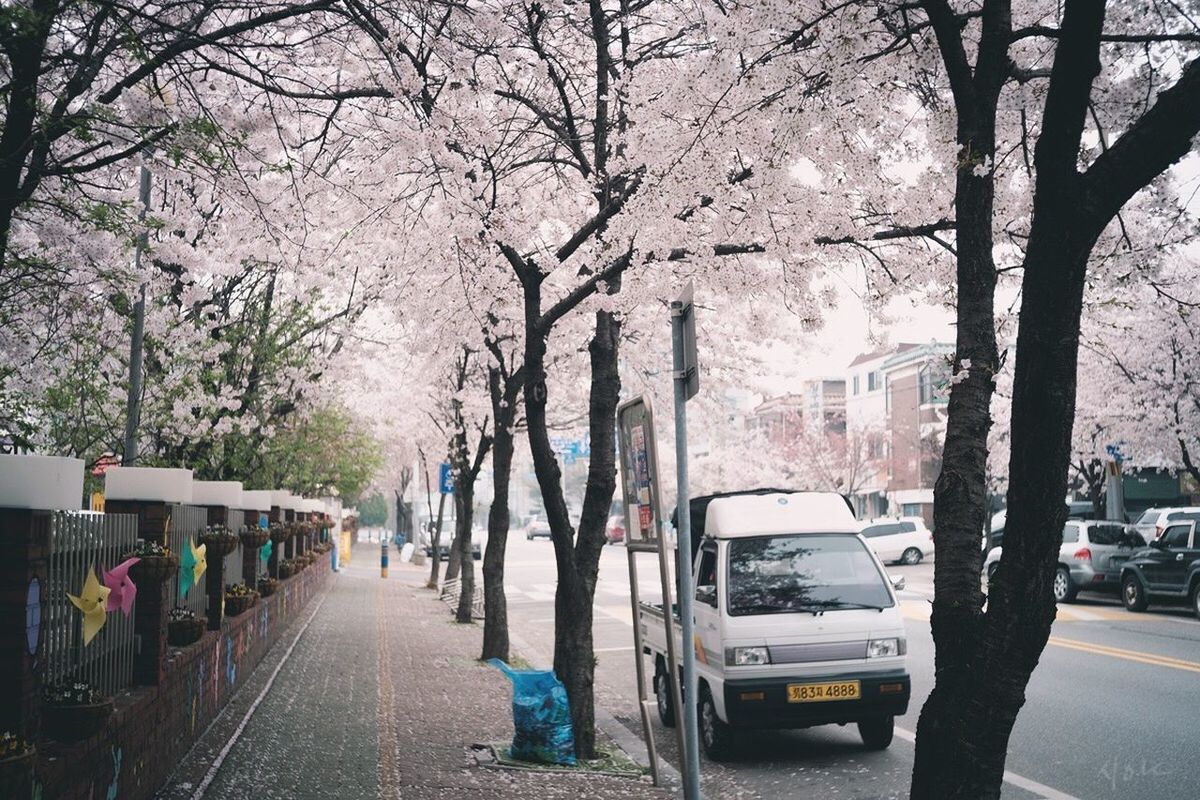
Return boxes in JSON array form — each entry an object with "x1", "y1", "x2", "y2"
[{"x1": 639, "y1": 490, "x2": 910, "y2": 760}]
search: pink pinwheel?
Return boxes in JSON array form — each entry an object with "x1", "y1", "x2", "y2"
[{"x1": 102, "y1": 557, "x2": 140, "y2": 616}]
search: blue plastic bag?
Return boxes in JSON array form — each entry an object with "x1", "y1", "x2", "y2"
[{"x1": 488, "y1": 658, "x2": 577, "y2": 766}]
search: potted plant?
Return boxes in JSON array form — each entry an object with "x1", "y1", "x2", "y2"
[
  {"x1": 42, "y1": 681, "x2": 113, "y2": 743},
  {"x1": 224, "y1": 583, "x2": 258, "y2": 616},
  {"x1": 168, "y1": 607, "x2": 205, "y2": 646},
  {"x1": 0, "y1": 731, "x2": 35, "y2": 797},
  {"x1": 268, "y1": 522, "x2": 289, "y2": 545},
  {"x1": 199, "y1": 524, "x2": 239, "y2": 558},
  {"x1": 278, "y1": 559, "x2": 295, "y2": 579},
  {"x1": 257, "y1": 577, "x2": 279, "y2": 598},
  {"x1": 239, "y1": 524, "x2": 269, "y2": 549},
  {"x1": 124, "y1": 540, "x2": 178, "y2": 584}
]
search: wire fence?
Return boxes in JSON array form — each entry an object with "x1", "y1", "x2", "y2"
[
  {"x1": 168, "y1": 503, "x2": 209, "y2": 616},
  {"x1": 44, "y1": 511, "x2": 138, "y2": 696}
]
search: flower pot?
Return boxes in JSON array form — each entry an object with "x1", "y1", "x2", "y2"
[
  {"x1": 42, "y1": 699, "x2": 113, "y2": 743},
  {"x1": 240, "y1": 528, "x2": 269, "y2": 549},
  {"x1": 257, "y1": 579, "x2": 278, "y2": 598},
  {"x1": 269, "y1": 527, "x2": 289, "y2": 545},
  {"x1": 168, "y1": 617, "x2": 206, "y2": 647},
  {"x1": 224, "y1": 593, "x2": 257, "y2": 617},
  {"x1": 278, "y1": 563, "x2": 295, "y2": 579},
  {"x1": 129, "y1": 553, "x2": 179, "y2": 584},
  {"x1": 200, "y1": 533, "x2": 239, "y2": 558},
  {"x1": 0, "y1": 747, "x2": 36, "y2": 799}
]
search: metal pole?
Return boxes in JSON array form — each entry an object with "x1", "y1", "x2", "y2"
[
  {"x1": 625, "y1": 550, "x2": 660, "y2": 786},
  {"x1": 122, "y1": 162, "x2": 152, "y2": 466},
  {"x1": 671, "y1": 306, "x2": 701, "y2": 800}
]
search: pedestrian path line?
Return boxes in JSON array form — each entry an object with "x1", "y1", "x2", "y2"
[
  {"x1": 190, "y1": 590, "x2": 329, "y2": 800},
  {"x1": 1046, "y1": 635, "x2": 1200, "y2": 674},
  {"x1": 893, "y1": 727, "x2": 1082, "y2": 800}
]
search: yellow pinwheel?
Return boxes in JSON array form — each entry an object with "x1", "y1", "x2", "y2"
[
  {"x1": 180, "y1": 538, "x2": 208, "y2": 597},
  {"x1": 68, "y1": 566, "x2": 112, "y2": 646}
]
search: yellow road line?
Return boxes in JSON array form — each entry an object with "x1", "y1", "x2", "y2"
[{"x1": 1047, "y1": 636, "x2": 1200, "y2": 674}]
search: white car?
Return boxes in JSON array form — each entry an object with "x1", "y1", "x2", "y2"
[
  {"x1": 860, "y1": 517, "x2": 934, "y2": 565},
  {"x1": 1132, "y1": 507, "x2": 1200, "y2": 543}
]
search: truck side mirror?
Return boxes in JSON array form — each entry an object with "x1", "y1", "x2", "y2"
[
  {"x1": 889, "y1": 574, "x2": 906, "y2": 592},
  {"x1": 695, "y1": 584, "x2": 717, "y2": 607}
]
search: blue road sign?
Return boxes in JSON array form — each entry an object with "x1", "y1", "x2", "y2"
[{"x1": 439, "y1": 462, "x2": 454, "y2": 494}]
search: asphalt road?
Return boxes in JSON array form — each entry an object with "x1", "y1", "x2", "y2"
[{"x1": 501, "y1": 534, "x2": 1200, "y2": 800}]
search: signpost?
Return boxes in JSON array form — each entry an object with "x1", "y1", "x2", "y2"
[
  {"x1": 617, "y1": 396, "x2": 684, "y2": 791},
  {"x1": 1105, "y1": 443, "x2": 1126, "y2": 522},
  {"x1": 670, "y1": 281, "x2": 701, "y2": 800},
  {"x1": 439, "y1": 463, "x2": 454, "y2": 495}
]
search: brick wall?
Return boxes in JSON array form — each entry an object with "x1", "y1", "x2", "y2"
[{"x1": 29, "y1": 558, "x2": 331, "y2": 800}]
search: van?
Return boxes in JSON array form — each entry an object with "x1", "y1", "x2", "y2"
[{"x1": 640, "y1": 490, "x2": 910, "y2": 759}]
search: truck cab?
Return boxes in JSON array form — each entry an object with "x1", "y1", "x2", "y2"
[{"x1": 643, "y1": 490, "x2": 910, "y2": 759}]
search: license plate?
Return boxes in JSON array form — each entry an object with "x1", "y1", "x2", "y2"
[{"x1": 787, "y1": 680, "x2": 861, "y2": 703}]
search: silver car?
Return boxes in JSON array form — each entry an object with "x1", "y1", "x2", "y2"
[
  {"x1": 983, "y1": 520, "x2": 1144, "y2": 602},
  {"x1": 1132, "y1": 507, "x2": 1200, "y2": 543}
]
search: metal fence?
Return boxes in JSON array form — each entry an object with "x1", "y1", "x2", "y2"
[
  {"x1": 225, "y1": 509, "x2": 246, "y2": 586},
  {"x1": 168, "y1": 503, "x2": 209, "y2": 616},
  {"x1": 45, "y1": 511, "x2": 138, "y2": 696}
]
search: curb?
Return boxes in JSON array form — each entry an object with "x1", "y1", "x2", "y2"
[{"x1": 507, "y1": 628, "x2": 683, "y2": 795}]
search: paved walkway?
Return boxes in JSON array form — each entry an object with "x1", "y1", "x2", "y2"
[{"x1": 158, "y1": 558, "x2": 669, "y2": 799}]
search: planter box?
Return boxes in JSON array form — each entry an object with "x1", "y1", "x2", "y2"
[{"x1": 168, "y1": 617, "x2": 206, "y2": 647}]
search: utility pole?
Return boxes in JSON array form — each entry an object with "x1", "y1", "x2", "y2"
[
  {"x1": 670, "y1": 281, "x2": 701, "y2": 800},
  {"x1": 122, "y1": 162, "x2": 152, "y2": 465}
]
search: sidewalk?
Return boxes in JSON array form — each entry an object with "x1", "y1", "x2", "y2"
[{"x1": 158, "y1": 558, "x2": 671, "y2": 799}]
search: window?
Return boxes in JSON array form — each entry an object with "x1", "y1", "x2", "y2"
[
  {"x1": 901, "y1": 503, "x2": 922, "y2": 517},
  {"x1": 727, "y1": 534, "x2": 893, "y2": 615},
  {"x1": 862, "y1": 524, "x2": 899, "y2": 538},
  {"x1": 1061, "y1": 523, "x2": 1080, "y2": 544},
  {"x1": 853, "y1": 375, "x2": 860, "y2": 395},
  {"x1": 696, "y1": 547, "x2": 718, "y2": 606},
  {"x1": 868, "y1": 371, "x2": 881, "y2": 391},
  {"x1": 1165, "y1": 511, "x2": 1200, "y2": 524},
  {"x1": 1134, "y1": 510, "x2": 1160, "y2": 525},
  {"x1": 898, "y1": 522, "x2": 917, "y2": 533},
  {"x1": 1087, "y1": 524, "x2": 1127, "y2": 546},
  {"x1": 1161, "y1": 524, "x2": 1192, "y2": 549}
]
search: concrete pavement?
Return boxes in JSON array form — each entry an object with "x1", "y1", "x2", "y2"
[{"x1": 157, "y1": 558, "x2": 670, "y2": 800}]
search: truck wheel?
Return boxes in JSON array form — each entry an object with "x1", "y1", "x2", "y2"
[
  {"x1": 858, "y1": 715, "x2": 894, "y2": 750},
  {"x1": 698, "y1": 685, "x2": 733, "y2": 761},
  {"x1": 1191, "y1": 582, "x2": 1200, "y2": 621},
  {"x1": 1122, "y1": 573, "x2": 1148, "y2": 612},
  {"x1": 901, "y1": 547, "x2": 922, "y2": 565},
  {"x1": 654, "y1": 663, "x2": 676, "y2": 727}
]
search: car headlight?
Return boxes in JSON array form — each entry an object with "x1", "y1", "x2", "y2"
[
  {"x1": 868, "y1": 638, "x2": 902, "y2": 658},
  {"x1": 725, "y1": 646, "x2": 771, "y2": 666}
]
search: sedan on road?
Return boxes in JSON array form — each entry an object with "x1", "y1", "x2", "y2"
[
  {"x1": 1121, "y1": 519, "x2": 1200, "y2": 618},
  {"x1": 983, "y1": 520, "x2": 1143, "y2": 602},
  {"x1": 525, "y1": 515, "x2": 552, "y2": 540}
]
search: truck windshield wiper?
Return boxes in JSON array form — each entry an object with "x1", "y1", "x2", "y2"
[{"x1": 804, "y1": 600, "x2": 889, "y2": 613}]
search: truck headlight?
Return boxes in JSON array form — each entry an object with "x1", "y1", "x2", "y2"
[
  {"x1": 868, "y1": 638, "x2": 902, "y2": 658},
  {"x1": 726, "y1": 646, "x2": 771, "y2": 666}
]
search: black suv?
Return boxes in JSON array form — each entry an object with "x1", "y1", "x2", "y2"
[{"x1": 1120, "y1": 520, "x2": 1200, "y2": 619}]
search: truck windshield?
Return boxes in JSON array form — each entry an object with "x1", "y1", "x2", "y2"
[{"x1": 727, "y1": 534, "x2": 893, "y2": 616}]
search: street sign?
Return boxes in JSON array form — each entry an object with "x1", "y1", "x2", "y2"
[
  {"x1": 670, "y1": 281, "x2": 699, "y2": 402},
  {"x1": 439, "y1": 462, "x2": 454, "y2": 495}
]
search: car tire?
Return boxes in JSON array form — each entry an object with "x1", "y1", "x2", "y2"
[
  {"x1": 1191, "y1": 582, "x2": 1200, "y2": 621},
  {"x1": 654, "y1": 662, "x2": 676, "y2": 728},
  {"x1": 858, "y1": 715, "x2": 894, "y2": 750},
  {"x1": 698, "y1": 685, "x2": 733, "y2": 761},
  {"x1": 901, "y1": 547, "x2": 922, "y2": 565},
  {"x1": 526, "y1": 532, "x2": 532, "y2": 540},
  {"x1": 1122, "y1": 573, "x2": 1148, "y2": 612},
  {"x1": 1053, "y1": 566, "x2": 1077, "y2": 603}
]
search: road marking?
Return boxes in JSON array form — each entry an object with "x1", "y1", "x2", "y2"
[
  {"x1": 595, "y1": 646, "x2": 636, "y2": 653},
  {"x1": 1047, "y1": 636, "x2": 1200, "y2": 674},
  {"x1": 191, "y1": 590, "x2": 329, "y2": 800},
  {"x1": 893, "y1": 727, "x2": 1081, "y2": 800}
]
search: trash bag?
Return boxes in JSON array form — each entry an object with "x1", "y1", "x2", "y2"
[{"x1": 488, "y1": 658, "x2": 576, "y2": 766}]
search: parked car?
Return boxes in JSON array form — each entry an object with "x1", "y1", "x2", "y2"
[
  {"x1": 1120, "y1": 519, "x2": 1200, "y2": 618},
  {"x1": 605, "y1": 514, "x2": 625, "y2": 545},
  {"x1": 984, "y1": 501, "x2": 1098, "y2": 551},
  {"x1": 983, "y1": 520, "x2": 1143, "y2": 602},
  {"x1": 525, "y1": 514, "x2": 552, "y2": 540},
  {"x1": 1132, "y1": 507, "x2": 1200, "y2": 543},
  {"x1": 860, "y1": 517, "x2": 934, "y2": 565}
]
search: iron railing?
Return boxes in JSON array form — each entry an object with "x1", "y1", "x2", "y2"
[
  {"x1": 167, "y1": 503, "x2": 208, "y2": 616},
  {"x1": 45, "y1": 511, "x2": 138, "y2": 696},
  {"x1": 225, "y1": 509, "x2": 246, "y2": 586}
]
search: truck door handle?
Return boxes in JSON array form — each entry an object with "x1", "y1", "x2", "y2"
[{"x1": 1177, "y1": 553, "x2": 1185, "y2": 561}]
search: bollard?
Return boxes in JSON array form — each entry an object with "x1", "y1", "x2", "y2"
[{"x1": 380, "y1": 539, "x2": 388, "y2": 578}]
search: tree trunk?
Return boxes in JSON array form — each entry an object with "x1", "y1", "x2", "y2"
[
  {"x1": 445, "y1": 521, "x2": 464, "y2": 582},
  {"x1": 482, "y1": 363, "x2": 520, "y2": 661},
  {"x1": 427, "y1": 490, "x2": 446, "y2": 588},
  {"x1": 455, "y1": 479, "x2": 476, "y2": 623}
]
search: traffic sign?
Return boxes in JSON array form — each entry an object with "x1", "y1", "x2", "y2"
[
  {"x1": 670, "y1": 282, "x2": 699, "y2": 401},
  {"x1": 439, "y1": 463, "x2": 454, "y2": 494}
]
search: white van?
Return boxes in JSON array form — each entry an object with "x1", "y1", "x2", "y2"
[{"x1": 640, "y1": 490, "x2": 910, "y2": 759}]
